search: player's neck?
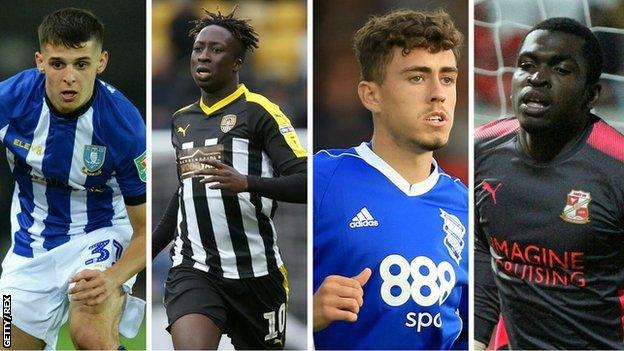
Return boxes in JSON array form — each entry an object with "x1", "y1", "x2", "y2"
[
  {"x1": 370, "y1": 135, "x2": 433, "y2": 185},
  {"x1": 200, "y1": 79, "x2": 239, "y2": 107},
  {"x1": 518, "y1": 116, "x2": 590, "y2": 162}
]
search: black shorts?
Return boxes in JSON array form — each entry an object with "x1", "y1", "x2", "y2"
[{"x1": 164, "y1": 265, "x2": 289, "y2": 349}]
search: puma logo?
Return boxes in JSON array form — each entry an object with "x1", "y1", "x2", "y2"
[
  {"x1": 177, "y1": 124, "x2": 190, "y2": 137},
  {"x1": 482, "y1": 180, "x2": 502, "y2": 205}
]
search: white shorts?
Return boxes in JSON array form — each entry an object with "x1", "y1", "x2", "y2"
[{"x1": 0, "y1": 225, "x2": 144, "y2": 350}]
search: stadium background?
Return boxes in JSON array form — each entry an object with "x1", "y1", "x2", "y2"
[
  {"x1": 475, "y1": 0, "x2": 624, "y2": 131},
  {"x1": 313, "y1": 0, "x2": 469, "y2": 184},
  {"x1": 0, "y1": 1, "x2": 146, "y2": 349},
  {"x1": 150, "y1": 0, "x2": 307, "y2": 349}
]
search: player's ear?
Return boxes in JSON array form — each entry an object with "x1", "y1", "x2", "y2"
[
  {"x1": 586, "y1": 83, "x2": 601, "y2": 109},
  {"x1": 35, "y1": 52, "x2": 45, "y2": 73},
  {"x1": 96, "y1": 51, "x2": 109, "y2": 74},
  {"x1": 233, "y1": 58, "x2": 243, "y2": 73},
  {"x1": 358, "y1": 80, "x2": 381, "y2": 114}
]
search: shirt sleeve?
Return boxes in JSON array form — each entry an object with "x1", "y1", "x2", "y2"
[
  {"x1": 113, "y1": 103, "x2": 146, "y2": 205},
  {"x1": 0, "y1": 69, "x2": 41, "y2": 131},
  {"x1": 474, "y1": 204, "x2": 500, "y2": 345},
  {"x1": 152, "y1": 190, "x2": 179, "y2": 259},
  {"x1": 252, "y1": 102, "x2": 307, "y2": 175}
]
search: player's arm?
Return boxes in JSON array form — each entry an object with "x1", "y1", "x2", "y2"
[
  {"x1": 69, "y1": 203, "x2": 146, "y2": 305},
  {"x1": 152, "y1": 191, "x2": 179, "y2": 259},
  {"x1": 474, "y1": 206, "x2": 499, "y2": 349},
  {"x1": 313, "y1": 268, "x2": 372, "y2": 332},
  {"x1": 192, "y1": 158, "x2": 306, "y2": 203},
  {"x1": 191, "y1": 101, "x2": 307, "y2": 203}
]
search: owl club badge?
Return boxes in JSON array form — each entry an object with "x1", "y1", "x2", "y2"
[
  {"x1": 81, "y1": 145, "x2": 106, "y2": 176},
  {"x1": 561, "y1": 190, "x2": 591, "y2": 224}
]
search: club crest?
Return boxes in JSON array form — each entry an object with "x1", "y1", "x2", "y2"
[
  {"x1": 440, "y1": 209, "x2": 465, "y2": 265},
  {"x1": 220, "y1": 114, "x2": 237, "y2": 133},
  {"x1": 561, "y1": 190, "x2": 591, "y2": 224},
  {"x1": 81, "y1": 145, "x2": 106, "y2": 176}
]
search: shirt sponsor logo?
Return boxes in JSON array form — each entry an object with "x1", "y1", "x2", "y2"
[
  {"x1": 490, "y1": 236, "x2": 586, "y2": 287},
  {"x1": 81, "y1": 145, "x2": 106, "y2": 176},
  {"x1": 220, "y1": 114, "x2": 237, "y2": 133},
  {"x1": 560, "y1": 190, "x2": 591, "y2": 224},
  {"x1": 440, "y1": 209, "x2": 465, "y2": 264}
]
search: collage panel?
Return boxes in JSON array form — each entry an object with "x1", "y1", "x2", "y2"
[
  {"x1": 474, "y1": 0, "x2": 624, "y2": 349},
  {"x1": 0, "y1": 1, "x2": 146, "y2": 350},
  {"x1": 151, "y1": 0, "x2": 307, "y2": 349},
  {"x1": 313, "y1": 0, "x2": 468, "y2": 349}
]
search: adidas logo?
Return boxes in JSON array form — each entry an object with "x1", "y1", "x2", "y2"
[{"x1": 349, "y1": 207, "x2": 379, "y2": 228}]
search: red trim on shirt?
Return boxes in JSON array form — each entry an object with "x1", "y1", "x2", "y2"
[
  {"x1": 587, "y1": 121, "x2": 624, "y2": 162},
  {"x1": 476, "y1": 119, "x2": 520, "y2": 140}
]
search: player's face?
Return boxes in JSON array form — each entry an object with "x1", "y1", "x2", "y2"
[
  {"x1": 35, "y1": 40, "x2": 107, "y2": 114},
  {"x1": 190, "y1": 25, "x2": 241, "y2": 93},
  {"x1": 376, "y1": 47, "x2": 457, "y2": 152},
  {"x1": 512, "y1": 30, "x2": 590, "y2": 133}
]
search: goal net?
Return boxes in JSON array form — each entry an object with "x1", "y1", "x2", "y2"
[{"x1": 474, "y1": 0, "x2": 624, "y2": 132}]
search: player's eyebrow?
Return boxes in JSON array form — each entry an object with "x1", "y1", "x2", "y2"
[
  {"x1": 401, "y1": 66, "x2": 458, "y2": 74},
  {"x1": 48, "y1": 56, "x2": 92, "y2": 62}
]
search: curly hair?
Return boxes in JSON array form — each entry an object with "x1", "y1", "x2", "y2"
[
  {"x1": 189, "y1": 6, "x2": 259, "y2": 61},
  {"x1": 354, "y1": 9, "x2": 463, "y2": 83}
]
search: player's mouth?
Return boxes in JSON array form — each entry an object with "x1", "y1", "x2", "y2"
[
  {"x1": 519, "y1": 90, "x2": 551, "y2": 116},
  {"x1": 61, "y1": 90, "x2": 78, "y2": 103},
  {"x1": 422, "y1": 110, "x2": 448, "y2": 127},
  {"x1": 195, "y1": 66, "x2": 212, "y2": 80}
]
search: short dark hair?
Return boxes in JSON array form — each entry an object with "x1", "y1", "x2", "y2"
[
  {"x1": 353, "y1": 9, "x2": 463, "y2": 83},
  {"x1": 189, "y1": 6, "x2": 259, "y2": 61},
  {"x1": 38, "y1": 8, "x2": 104, "y2": 49},
  {"x1": 525, "y1": 17, "x2": 603, "y2": 85}
]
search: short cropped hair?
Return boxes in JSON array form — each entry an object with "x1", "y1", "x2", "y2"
[
  {"x1": 189, "y1": 6, "x2": 259, "y2": 61},
  {"x1": 38, "y1": 8, "x2": 104, "y2": 49},
  {"x1": 353, "y1": 9, "x2": 463, "y2": 83},
  {"x1": 525, "y1": 17, "x2": 603, "y2": 85}
]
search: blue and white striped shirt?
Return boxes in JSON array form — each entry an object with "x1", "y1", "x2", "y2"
[{"x1": 0, "y1": 69, "x2": 146, "y2": 258}]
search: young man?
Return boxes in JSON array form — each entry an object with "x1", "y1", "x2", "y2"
[
  {"x1": 313, "y1": 9, "x2": 467, "y2": 350},
  {"x1": 151, "y1": 7, "x2": 306, "y2": 349},
  {"x1": 0, "y1": 8, "x2": 146, "y2": 350},
  {"x1": 474, "y1": 17, "x2": 624, "y2": 349}
]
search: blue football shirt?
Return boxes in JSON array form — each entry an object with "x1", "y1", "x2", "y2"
[
  {"x1": 314, "y1": 143, "x2": 468, "y2": 350},
  {"x1": 0, "y1": 69, "x2": 146, "y2": 258}
]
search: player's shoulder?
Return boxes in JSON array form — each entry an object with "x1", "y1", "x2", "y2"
[
  {"x1": 475, "y1": 117, "x2": 519, "y2": 155},
  {"x1": 436, "y1": 167, "x2": 468, "y2": 210},
  {"x1": 172, "y1": 101, "x2": 200, "y2": 119},
  {"x1": 586, "y1": 115, "x2": 624, "y2": 164},
  {"x1": 93, "y1": 79, "x2": 144, "y2": 140},
  {"x1": 314, "y1": 146, "x2": 360, "y2": 170},
  {"x1": 0, "y1": 68, "x2": 44, "y2": 99},
  {"x1": 95, "y1": 80, "x2": 142, "y2": 119},
  {"x1": 241, "y1": 86, "x2": 294, "y2": 127}
]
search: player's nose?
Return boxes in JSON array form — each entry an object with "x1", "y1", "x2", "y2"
[
  {"x1": 62, "y1": 67, "x2": 77, "y2": 85},
  {"x1": 429, "y1": 79, "x2": 447, "y2": 103}
]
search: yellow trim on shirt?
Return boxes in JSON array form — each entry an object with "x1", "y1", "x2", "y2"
[
  {"x1": 199, "y1": 84, "x2": 247, "y2": 116},
  {"x1": 244, "y1": 90, "x2": 308, "y2": 158}
]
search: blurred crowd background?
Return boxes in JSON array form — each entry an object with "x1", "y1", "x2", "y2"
[
  {"x1": 150, "y1": 0, "x2": 307, "y2": 349},
  {"x1": 475, "y1": 0, "x2": 624, "y2": 131},
  {"x1": 314, "y1": 0, "x2": 469, "y2": 184}
]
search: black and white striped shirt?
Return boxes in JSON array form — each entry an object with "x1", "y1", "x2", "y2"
[{"x1": 169, "y1": 84, "x2": 306, "y2": 279}]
